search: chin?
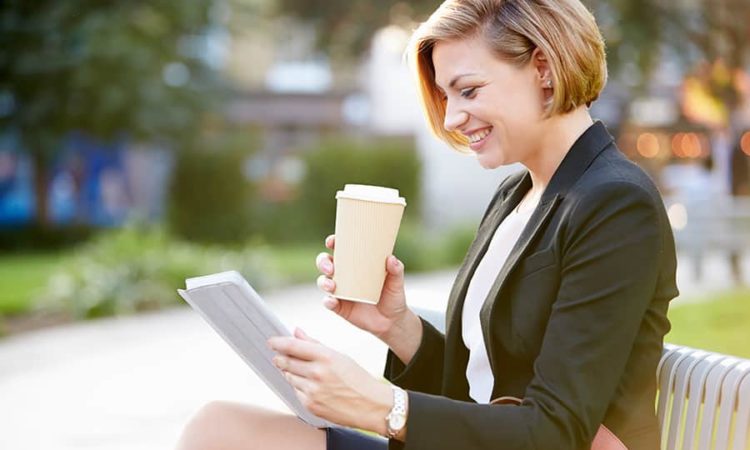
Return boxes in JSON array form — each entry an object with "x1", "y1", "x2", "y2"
[{"x1": 476, "y1": 154, "x2": 506, "y2": 170}]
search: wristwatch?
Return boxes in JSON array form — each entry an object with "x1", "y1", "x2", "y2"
[{"x1": 385, "y1": 385, "x2": 408, "y2": 439}]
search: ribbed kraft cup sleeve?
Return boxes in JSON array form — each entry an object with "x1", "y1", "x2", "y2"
[{"x1": 332, "y1": 197, "x2": 405, "y2": 304}]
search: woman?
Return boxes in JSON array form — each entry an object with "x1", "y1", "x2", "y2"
[{"x1": 176, "y1": 0, "x2": 679, "y2": 449}]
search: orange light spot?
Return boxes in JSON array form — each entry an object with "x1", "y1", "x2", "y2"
[
  {"x1": 672, "y1": 133, "x2": 685, "y2": 158},
  {"x1": 637, "y1": 133, "x2": 660, "y2": 158},
  {"x1": 742, "y1": 132, "x2": 750, "y2": 157},
  {"x1": 684, "y1": 133, "x2": 702, "y2": 158}
]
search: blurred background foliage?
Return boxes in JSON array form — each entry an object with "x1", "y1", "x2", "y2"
[
  {"x1": 0, "y1": 0, "x2": 748, "y2": 353},
  {"x1": 294, "y1": 137, "x2": 421, "y2": 241},
  {"x1": 0, "y1": 0, "x2": 225, "y2": 229},
  {"x1": 167, "y1": 127, "x2": 258, "y2": 244},
  {"x1": 280, "y1": 0, "x2": 750, "y2": 114}
]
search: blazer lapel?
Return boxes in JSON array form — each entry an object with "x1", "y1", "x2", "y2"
[
  {"x1": 444, "y1": 173, "x2": 532, "y2": 338},
  {"x1": 479, "y1": 194, "x2": 562, "y2": 370}
]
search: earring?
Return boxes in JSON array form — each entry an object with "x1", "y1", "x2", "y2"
[{"x1": 545, "y1": 79, "x2": 553, "y2": 88}]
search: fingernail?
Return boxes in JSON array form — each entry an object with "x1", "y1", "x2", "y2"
[
  {"x1": 324, "y1": 279, "x2": 334, "y2": 290},
  {"x1": 323, "y1": 262, "x2": 332, "y2": 273},
  {"x1": 323, "y1": 297, "x2": 336, "y2": 309}
]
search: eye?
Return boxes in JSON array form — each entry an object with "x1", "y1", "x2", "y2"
[{"x1": 460, "y1": 87, "x2": 477, "y2": 99}]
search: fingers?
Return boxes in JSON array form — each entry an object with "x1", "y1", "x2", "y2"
[
  {"x1": 323, "y1": 296, "x2": 357, "y2": 322},
  {"x1": 294, "y1": 327, "x2": 320, "y2": 344},
  {"x1": 273, "y1": 354, "x2": 318, "y2": 379},
  {"x1": 283, "y1": 370, "x2": 316, "y2": 394},
  {"x1": 382, "y1": 255, "x2": 405, "y2": 298},
  {"x1": 325, "y1": 234, "x2": 335, "y2": 250},
  {"x1": 322, "y1": 295, "x2": 339, "y2": 312},
  {"x1": 268, "y1": 336, "x2": 327, "y2": 362},
  {"x1": 316, "y1": 252, "x2": 334, "y2": 276},
  {"x1": 386, "y1": 255, "x2": 404, "y2": 276},
  {"x1": 317, "y1": 274, "x2": 335, "y2": 293}
]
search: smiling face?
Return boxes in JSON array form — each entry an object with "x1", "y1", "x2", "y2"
[{"x1": 432, "y1": 35, "x2": 550, "y2": 169}]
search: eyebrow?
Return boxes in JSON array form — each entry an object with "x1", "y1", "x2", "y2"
[{"x1": 436, "y1": 73, "x2": 477, "y2": 92}]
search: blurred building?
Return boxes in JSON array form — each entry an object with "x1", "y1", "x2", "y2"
[{"x1": 224, "y1": 21, "x2": 519, "y2": 230}]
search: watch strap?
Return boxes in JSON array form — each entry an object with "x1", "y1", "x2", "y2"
[{"x1": 385, "y1": 385, "x2": 407, "y2": 438}]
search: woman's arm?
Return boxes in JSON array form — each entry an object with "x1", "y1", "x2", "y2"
[{"x1": 378, "y1": 308, "x2": 424, "y2": 365}]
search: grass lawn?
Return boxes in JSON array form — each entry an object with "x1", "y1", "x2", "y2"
[
  {"x1": 0, "y1": 243, "x2": 324, "y2": 317},
  {"x1": 0, "y1": 253, "x2": 67, "y2": 315},
  {"x1": 666, "y1": 289, "x2": 750, "y2": 359},
  {"x1": 3, "y1": 244, "x2": 750, "y2": 362}
]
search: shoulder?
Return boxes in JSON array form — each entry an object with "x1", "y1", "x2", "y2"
[
  {"x1": 567, "y1": 144, "x2": 664, "y2": 212},
  {"x1": 559, "y1": 144, "x2": 671, "y2": 252}
]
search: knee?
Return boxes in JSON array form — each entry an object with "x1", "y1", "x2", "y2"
[
  {"x1": 176, "y1": 401, "x2": 240, "y2": 450},
  {"x1": 175, "y1": 401, "x2": 320, "y2": 450}
]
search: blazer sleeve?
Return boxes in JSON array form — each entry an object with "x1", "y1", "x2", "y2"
[{"x1": 390, "y1": 181, "x2": 666, "y2": 450}]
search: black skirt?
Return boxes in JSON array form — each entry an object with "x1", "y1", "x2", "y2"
[{"x1": 325, "y1": 427, "x2": 387, "y2": 450}]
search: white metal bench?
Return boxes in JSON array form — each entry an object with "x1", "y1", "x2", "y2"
[{"x1": 413, "y1": 307, "x2": 750, "y2": 450}]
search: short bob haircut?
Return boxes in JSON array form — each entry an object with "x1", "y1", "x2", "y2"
[{"x1": 408, "y1": 0, "x2": 608, "y2": 150}]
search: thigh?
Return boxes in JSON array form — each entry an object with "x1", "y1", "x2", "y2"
[
  {"x1": 326, "y1": 427, "x2": 387, "y2": 450},
  {"x1": 176, "y1": 401, "x2": 326, "y2": 450}
]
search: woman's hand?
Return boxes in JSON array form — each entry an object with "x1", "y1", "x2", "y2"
[
  {"x1": 315, "y1": 234, "x2": 414, "y2": 342},
  {"x1": 268, "y1": 328, "x2": 393, "y2": 435}
]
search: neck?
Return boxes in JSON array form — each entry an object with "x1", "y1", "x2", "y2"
[{"x1": 521, "y1": 107, "x2": 594, "y2": 194}]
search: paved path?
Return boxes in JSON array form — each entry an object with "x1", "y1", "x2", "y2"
[
  {"x1": 0, "y1": 271, "x2": 454, "y2": 450},
  {"x1": 0, "y1": 253, "x2": 747, "y2": 450}
]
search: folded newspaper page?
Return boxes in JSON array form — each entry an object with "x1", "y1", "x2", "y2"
[{"x1": 178, "y1": 270, "x2": 335, "y2": 429}]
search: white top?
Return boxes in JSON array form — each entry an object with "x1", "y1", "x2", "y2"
[{"x1": 462, "y1": 194, "x2": 540, "y2": 403}]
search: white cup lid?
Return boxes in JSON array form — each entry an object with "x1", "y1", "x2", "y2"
[{"x1": 335, "y1": 184, "x2": 406, "y2": 206}]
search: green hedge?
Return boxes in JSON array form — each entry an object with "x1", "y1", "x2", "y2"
[
  {"x1": 38, "y1": 225, "x2": 275, "y2": 319},
  {"x1": 167, "y1": 129, "x2": 258, "y2": 244},
  {"x1": 289, "y1": 137, "x2": 422, "y2": 242},
  {"x1": 394, "y1": 221, "x2": 476, "y2": 272},
  {"x1": 167, "y1": 133, "x2": 422, "y2": 247}
]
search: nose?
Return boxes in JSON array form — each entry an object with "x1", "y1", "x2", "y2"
[{"x1": 443, "y1": 98, "x2": 468, "y2": 132}]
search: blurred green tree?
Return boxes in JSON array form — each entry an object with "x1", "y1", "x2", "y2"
[
  {"x1": 273, "y1": 0, "x2": 437, "y2": 58},
  {"x1": 586, "y1": 0, "x2": 750, "y2": 110},
  {"x1": 276, "y1": 0, "x2": 748, "y2": 110},
  {"x1": 0, "y1": 1, "x2": 225, "y2": 227}
]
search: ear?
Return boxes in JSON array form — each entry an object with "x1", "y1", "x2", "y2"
[{"x1": 531, "y1": 47, "x2": 552, "y2": 88}]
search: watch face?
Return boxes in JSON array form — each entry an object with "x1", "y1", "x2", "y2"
[{"x1": 389, "y1": 414, "x2": 406, "y2": 430}]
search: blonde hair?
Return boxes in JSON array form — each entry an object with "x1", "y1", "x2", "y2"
[{"x1": 409, "y1": 0, "x2": 608, "y2": 149}]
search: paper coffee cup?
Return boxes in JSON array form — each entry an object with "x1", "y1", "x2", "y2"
[{"x1": 332, "y1": 184, "x2": 406, "y2": 304}]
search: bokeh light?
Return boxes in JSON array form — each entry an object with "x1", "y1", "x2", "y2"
[
  {"x1": 667, "y1": 203, "x2": 688, "y2": 231},
  {"x1": 637, "y1": 133, "x2": 660, "y2": 158},
  {"x1": 741, "y1": 132, "x2": 750, "y2": 157}
]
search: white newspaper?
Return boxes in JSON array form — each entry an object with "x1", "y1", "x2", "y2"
[{"x1": 177, "y1": 270, "x2": 335, "y2": 429}]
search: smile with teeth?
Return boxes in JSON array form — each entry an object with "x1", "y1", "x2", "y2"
[{"x1": 468, "y1": 127, "x2": 492, "y2": 143}]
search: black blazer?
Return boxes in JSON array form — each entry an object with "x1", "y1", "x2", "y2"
[{"x1": 384, "y1": 122, "x2": 679, "y2": 450}]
